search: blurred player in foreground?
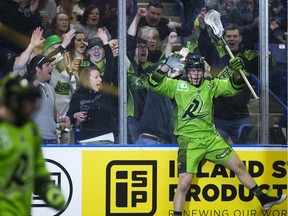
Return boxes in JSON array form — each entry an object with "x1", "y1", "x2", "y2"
[{"x1": 0, "y1": 72, "x2": 66, "y2": 215}]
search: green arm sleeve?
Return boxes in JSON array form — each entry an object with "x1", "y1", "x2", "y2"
[{"x1": 148, "y1": 62, "x2": 168, "y2": 87}]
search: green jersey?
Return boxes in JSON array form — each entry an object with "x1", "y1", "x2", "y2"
[
  {"x1": 149, "y1": 72, "x2": 245, "y2": 139},
  {"x1": 127, "y1": 61, "x2": 154, "y2": 119},
  {"x1": 0, "y1": 120, "x2": 51, "y2": 216}
]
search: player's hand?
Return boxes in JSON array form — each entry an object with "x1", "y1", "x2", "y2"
[
  {"x1": 46, "y1": 187, "x2": 65, "y2": 210},
  {"x1": 230, "y1": 57, "x2": 244, "y2": 71},
  {"x1": 165, "y1": 53, "x2": 184, "y2": 69}
]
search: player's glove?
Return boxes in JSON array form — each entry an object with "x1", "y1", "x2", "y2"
[
  {"x1": 229, "y1": 57, "x2": 244, "y2": 71},
  {"x1": 46, "y1": 187, "x2": 65, "y2": 210},
  {"x1": 165, "y1": 53, "x2": 184, "y2": 69}
]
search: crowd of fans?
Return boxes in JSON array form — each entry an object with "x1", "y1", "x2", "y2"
[{"x1": 0, "y1": 0, "x2": 287, "y2": 144}]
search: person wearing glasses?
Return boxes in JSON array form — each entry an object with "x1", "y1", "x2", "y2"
[
  {"x1": 70, "y1": 28, "x2": 118, "y2": 144},
  {"x1": 78, "y1": 28, "x2": 117, "y2": 86},
  {"x1": 128, "y1": 7, "x2": 180, "y2": 144},
  {"x1": 126, "y1": 12, "x2": 158, "y2": 143},
  {"x1": 137, "y1": 1, "x2": 192, "y2": 41}
]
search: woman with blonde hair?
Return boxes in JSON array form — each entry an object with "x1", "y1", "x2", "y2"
[
  {"x1": 137, "y1": 26, "x2": 162, "y2": 63},
  {"x1": 133, "y1": 8, "x2": 177, "y2": 63},
  {"x1": 66, "y1": 15, "x2": 116, "y2": 144},
  {"x1": 66, "y1": 65, "x2": 116, "y2": 144}
]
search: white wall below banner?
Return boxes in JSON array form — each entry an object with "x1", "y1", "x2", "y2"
[{"x1": 31, "y1": 147, "x2": 82, "y2": 216}]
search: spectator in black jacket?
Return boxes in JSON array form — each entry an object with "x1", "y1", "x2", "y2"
[
  {"x1": 66, "y1": 64, "x2": 116, "y2": 144},
  {"x1": 67, "y1": 30, "x2": 117, "y2": 144},
  {"x1": 137, "y1": 1, "x2": 192, "y2": 41},
  {"x1": 0, "y1": 0, "x2": 42, "y2": 70}
]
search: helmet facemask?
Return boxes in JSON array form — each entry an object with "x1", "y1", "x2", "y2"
[
  {"x1": 184, "y1": 55, "x2": 205, "y2": 87},
  {"x1": 1, "y1": 73, "x2": 41, "y2": 126}
]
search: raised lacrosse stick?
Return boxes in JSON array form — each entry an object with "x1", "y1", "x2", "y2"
[{"x1": 204, "y1": 9, "x2": 259, "y2": 99}]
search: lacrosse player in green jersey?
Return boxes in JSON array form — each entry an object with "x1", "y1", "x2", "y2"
[
  {"x1": 148, "y1": 52, "x2": 287, "y2": 216},
  {"x1": 0, "y1": 72, "x2": 65, "y2": 215}
]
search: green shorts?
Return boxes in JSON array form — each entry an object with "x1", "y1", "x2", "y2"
[{"x1": 177, "y1": 132, "x2": 235, "y2": 174}]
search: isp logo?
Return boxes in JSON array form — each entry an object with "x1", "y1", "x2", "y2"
[
  {"x1": 106, "y1": 160, "x2": 157, "y2": 216},
  {"x1": 32, "y1": 159, "x2": 73, "y2": 216}
]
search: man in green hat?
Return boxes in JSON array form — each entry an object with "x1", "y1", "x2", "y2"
[
  {"x1": 78, "y1": 29, "x2": 116, "y2": 82},
  {"x1": 43, "y1": 35, "x2": 62, "y2": 53},
  {"x1": 43, "y1": 29, "x2": 75, "y2": 61}
]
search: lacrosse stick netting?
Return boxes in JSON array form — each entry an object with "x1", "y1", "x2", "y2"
[
  {"x1": 204, "y1": 9, "x2": 224, "y2": 38},
  {"x1": 204, "y1": 9, "x2": 259, "y2": 99}
]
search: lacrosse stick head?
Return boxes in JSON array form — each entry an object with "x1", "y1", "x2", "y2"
[{"x1": 204, "y1": 9, "x2": 224, "y2": 38}]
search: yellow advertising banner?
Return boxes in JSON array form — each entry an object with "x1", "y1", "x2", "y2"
[{"x1": 82, "y1": 147, "x2": 287, "y2": 216}]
